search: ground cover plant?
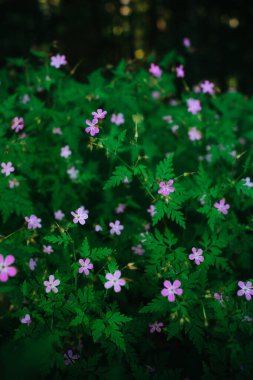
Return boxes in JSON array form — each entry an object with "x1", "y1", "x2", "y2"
[{"x1": 0, "y1": 49, "x2": 253, "y2": 380}]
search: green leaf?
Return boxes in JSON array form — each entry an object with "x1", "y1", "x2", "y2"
[{"x1": 104, "y1": 166, "x2": 132, "y2": 189}]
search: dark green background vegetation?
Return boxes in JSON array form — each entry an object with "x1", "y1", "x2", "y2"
[{"x1": 0, "y1": 0, "x2": 253, "y2": 92}]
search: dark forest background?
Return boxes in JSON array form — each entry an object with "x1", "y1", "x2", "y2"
[{"x1": 0, "y1": 0, "x2": 253, "y2": 93}]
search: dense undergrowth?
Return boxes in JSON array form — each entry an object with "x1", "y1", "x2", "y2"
[{"x1": 0, "y1": 50, "x2": 253, "y2": 379}]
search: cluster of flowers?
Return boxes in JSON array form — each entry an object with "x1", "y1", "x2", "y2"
[{"x1": 85, "y1": 108, "x2": 107, "y2": 136}]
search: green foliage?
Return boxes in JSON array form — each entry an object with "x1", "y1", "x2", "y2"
[{"x1": 0, "y1": 51, "x2": 253, "y2": 380}]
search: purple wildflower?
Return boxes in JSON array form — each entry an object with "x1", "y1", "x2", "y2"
[
  {"x1": 21, "y1": 94, "x2": 30, "y2": 104},
  {"x1": 149, "y1": 321, "x2": 164, "y2": 333},
  {"x1": 64, "y1": 350, "x2": 79, "y2": 366},
  {"x1": 104, "y1": 270, "x2": 126, "y2": 292},
  {"x1": 29, "y1": 258, "x2": 37, "y2": 271},
  {"x1": 161, "y1": 280, "x2": 183, "y2": 302},
  {"x1": 163, "y1": 115, "x2": 173, "y2": 124},
  {"x1": 50, "y1": 54, "x2": 67, "y2": 69},
  {"x1": 147, "y1": 205, "x2": 156, "y2": 217},
  {"x1": 67, "y1": 166, "x2": 78, "y2": 180},
  {"x1": 176, "y1": 65, "x2": 185, "y2": 78},
  {"x1": 54, "y1": 210, "x2": 65, "y2": 221},
  {"x1": 60, "y1": 145, "x2": 72, "y2": 158},
  {"x1": 52, "y1": 127, "x2": 62, "y2": 135},
  {"x1": 71, "y1": 207, "x2": 89, "y2": 225},
  {"x1": 21, "y1": 314, "x2": 32, "y2": 325},
  {"x1": 200, "y1": 80, "x2": 215, "y2": 95},
  {"x1": 1, "y1": 162, "x2": 15, "y2": 176},
  {"x1": 25, "y1": 215, "x2": 42, "y2": 229},
  {"x1": 242, "y1": 177, "x2": 253, "y2": 188},
  {"x1": 187, "y1": 98, "x2": 202, "y2": 114},
  {"x1": 85, "y1": 118, "x2": 99, "y2": 136},
  {"x1": 158, "y1": 180, "x2": 175, "y2": 196},
  {"x1": 237, "y1": 281, "x2": 253, "y2": 301},
  {"x1": 189, "y1": 247, "x2": 204, "y2": 265},
  {"x1": 111, "y1": 113, "x2": 125, "y2": 126},
  {"x1": 183, "y1": 37, "x2": 191, "y2": 48},
  {"x1": 0, "y1": 255, "x2": 17, "y2": 282},
  {"x1": 11, "y1": 117, "x2": 24, "y2": 133},
  {"x1": 109, "y1": 220, "x2": 124, "y2": 235},
  {"x1": 115, "y1": 203, "x2": 126, "y2": 214},
  {"x1": 44, "y1": 275, "x2": 60, "y2": 293},
  {"x1": 149, "y1": 63, "x2": 162, "y2": 78},
  {"x1": 78, "y1": 258, "x2": 93, "y2": 275},
  {"x1": 9, "y1": 178, "x2": 20, "y2": 188},
  {"x1": 214, "y1": 199, "x2": 230, "y2": 215},
  {"x1": 132, "y1": 244, "x2": 145, "y2": 256},
  {"x1": 92, "y1": 109, "x2": 107, "y2": 119},
  {"x1": 43, "y1": 245, "x2": 54, "y2": 255},
  {"x1": 188, "y1": 127, "x2": 202, "y2": 141}
]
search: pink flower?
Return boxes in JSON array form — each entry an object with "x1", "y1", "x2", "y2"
[
  {"x1": 214, "y1": 292, "x2": 222, "y2": 302},
  {"x1": 64, "y1": 349, "x2": 79, "y2": 366},
  {"x1": 43, "y1": 245, "x2": 54, "y2": 255},
  {"x1": 60, "y1": 145, "x2": 72, "y2": 158},
  {"x1": 104, "y1": 270, "x2": 126, "y2": 292},
  {"x1": 71, "y1": 207, "x2": 89, "y2": 225},
  {"x1": 149, "y1": 63, "x2": 162, "y2": 78},
  {"x1": 187, "y1": 98, "x2": 202, "y2": 114},
  {"x1": 92, "y1": 109, "x2": 107, "y2": 119},
  {"x1": 189, "y1": 247, "x2": 204, "y2": 265},
  {"x1": 158, "y1": 180, "x2": 175, "y2": 196},
  {"x1": 123, "y1": 176, "x2": 130, "y2": 184},
  {"x1": 21, "y1": 314, "x2": 31, "y2": 325},
  {"x1": 242, "y1": 177, "x2": 253, "y2": 188},
  {"x1": 25, "y1": 214, "x2": 42, "y2": 229},
  {"x1": 188, "y1": 127, "x2": 202, "y2": 141},
  {"x1": 200, "y1": 194, "x2": 206, "y2": 205},
  {"x1": 1, "y1": 162, "x2": 15, "y2": 176},
  {"x1": 163, "y1": 115, "x2": 173, "y2": 124},
  {"x1": 193, "y1": 85, "x2": 201, "y2": 93},
  {"x1": 161, "y1": 279, "x2": 183, "y2": 302},
  {"x1": 95, "y1": 224, "x2": 103, "y2": 232},
  {"x1": 67, "y1": 166, "x2": 78, "y2": 180},
  {"x1": 213, "y1": 292, "x2": 227, "y2": 306},
  {"x1": 115, "y1": 203, "x2": 126, "y2": 214},
  {"x1": 85, "y1": 118, "x2": 99, "y2": 136},
  {"x1": 183, "y1": 37, "x2": 191, "y2": 48},
  {"x1": 147, "y1": 204, "x2": 156, "y2": 217},
  {"x1": 237, "y1": 281, "x2": 253, "y2": 301},
  {"x1": 176, "y1": 65, "x2": 185, "y2": 78},
  {"x1": 50, "y1": 54, "x2": 67, "y2": 69},
  {"x1": 111, "y1": 113, "x2": 125, "y2": 126},
  {"x1": 29, "y1": 258, "x2": 37, "y2": 271},
  {"x1": 21, "y1": 94, "x2": 30, "y2": 104},
  {"x1": 200, "y1": 80, "x2": 215, "y2": 95},
  {"x1": 214, "y1": 199, "x2": 230, "y2": 215},
  {"x1": 149, "y1": 321, "x2": 164, "y2": 333},
  {"x1": 52, "y1": 127, "x2": 62, "y2": 135},
  {"x1": 54, "y1": 210, "x2": 65, "y2": 221},
  {"x1": 171, "y1": 125, "x2": 179, "y2": 134},
  {"x1": 0, "y1": 255, "x2": 17, "y2": 282},
  {"x1": 151, "y1": 91, "x2": 160, "y2": 99},
  {"x1": 9, "y1": 178, "x2": 20, "y2": 188},
  {"x1": 109, "y1": 220, "x2": 124, "y2": 235},
  {"x1": 132, "y1": 244, "x2": 145, "y2": 256},
  {"x1": 11, "y1": 117, "x2": 24, "y2": 132},
  {"x1": 170, "y1": 99, "x2": 178, "y2": 106},
  {"x1": 78, "y1": 258, "x2": 93, "y2": 275},
  {"x1": 44, "y1": 275, "x2": 60, "y2": 293}
]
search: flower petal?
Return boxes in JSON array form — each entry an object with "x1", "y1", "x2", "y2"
[{"x1": 4, "y1": 255, "x2": 15, "y2": 265}]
